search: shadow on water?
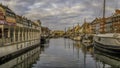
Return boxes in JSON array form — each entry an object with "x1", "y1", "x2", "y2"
[
  {"x1": 31, "y1": 38, "x2": 96, "y2": 68},
  {"x1": 1, "y1": 38, "x2": 120, "y2": 68},
  {"x1": 0, "y1": 45, "x2": 42, "y2": 68},
  {"x1": 79, "y1": 41, "x2": 94, "y2": 68},
  {"x1": 94, "y1": 47, "x2": 120, "y2": 68},
  {"x1": 65, "y1": 38, "x2": 95, "y2": 68},
  {"x1": 71, "y1": 39, "x2": 120, "y2": 68},
  {"x1": 0, "y1": 44, "x2": 41, "y2": 65},
  {"x1": 40, "y1": 39, "x2": 50, "y2": 47},
  {"x1": 0, "y1": 38, "x2": 50, "y2": 68}
]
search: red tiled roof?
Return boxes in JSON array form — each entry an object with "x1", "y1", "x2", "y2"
[{"x1": 115, "y1": 9, "x2": 120, "y2": 14}]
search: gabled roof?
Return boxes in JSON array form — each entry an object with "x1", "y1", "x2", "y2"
[
  {"x1": 115, "y1": 9, "x2": 120, "y2": 14},
  {"x1": 0, "y1": 3, "x2": 15, "y2": 15}
]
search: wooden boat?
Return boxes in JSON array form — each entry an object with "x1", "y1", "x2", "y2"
[
  {"x1": 0, "y1": 4, "x2": 41, "y2": 61},
  {"x1": 94, "y1": 0, "x2": 120, "y2": 54},
  {"x1": 94, "y1": 33, "x2": 120, "y2": 54}
]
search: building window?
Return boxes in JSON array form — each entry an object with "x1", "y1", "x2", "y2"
[
  {"x1": 15, "y1": 30, "x2": 18, "y2": 41},
  {"x1": 4, "y1": 28, "x2": 8, "y2": 38},
  {"x1": 10, "y1": 28, "x2": 14, "y2": 42},
  {"x1": 0, "y1": 29, "x2": 2, "y2": 38}
]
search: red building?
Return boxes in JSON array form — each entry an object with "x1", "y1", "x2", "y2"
[{"x1": 90, "y1": 9, "x2": 120, "y2": 34}]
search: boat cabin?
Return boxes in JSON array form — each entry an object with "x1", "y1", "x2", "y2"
[{"x1": 0, "y1": 4, "x2": 41, "y2": 46}]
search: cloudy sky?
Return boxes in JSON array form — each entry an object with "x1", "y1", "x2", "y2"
[{"x1": 0, "y1": 0, "x2": 120, "y2": 30}]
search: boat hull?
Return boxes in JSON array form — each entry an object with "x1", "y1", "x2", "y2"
[
  {"x1": 0, "y1": 39, "x2": 40, "y2": 61},
  {"x1": 94, "y1": 34, "x2": 120, "y2": 54},
  {"x1": 0, "y1": 44, "x2": 40, "y2": 68},
  {"x1": 94, "y1": 49, "x2": 120, "y2": 68},
  {"x1": 94, "y1": 41, "x2": 120, "y2": 54}
]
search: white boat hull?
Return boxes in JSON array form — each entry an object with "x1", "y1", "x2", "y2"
[
  {"x1": 94, "y1": 33, "x2": 120, "y2": 54},
  {"x1": 0, "y1": 45, "x2": 40, "y2": 68},
  {"x1": 0, "y1": 39, "x2": 40, "y2": 60},
  {"x1": 94, "y1": 34, "x2": 120, "y2": 46}
]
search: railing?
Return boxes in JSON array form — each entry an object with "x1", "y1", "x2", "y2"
[
  {"x1": 4, "y1": 38, "x2": 11, "y2": 45},
  {"x1": 0, "y1": 38, "x2": 11, "y2": 46}
]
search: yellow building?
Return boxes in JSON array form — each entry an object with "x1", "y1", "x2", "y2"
[
  {"x1": 80, "y1": 21, "x2": 92, "y2": 34},
  {"x1": 52, "y1": 30, "x2": 64, "y2": 37}
]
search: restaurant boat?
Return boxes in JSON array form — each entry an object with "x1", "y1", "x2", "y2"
[
  {"x1": 94, "y1": 0, "x2": 120, "y2": 54},
  {"x1": 0, "y1": 4, "x2": 41, "y2": 60}
]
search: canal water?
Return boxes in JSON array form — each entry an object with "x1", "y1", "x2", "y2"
[{"x1": 0, "y1": 38, "x2": 120, "y2": 68}]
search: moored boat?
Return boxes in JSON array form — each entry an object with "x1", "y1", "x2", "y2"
[
  {"x1": 93, "y1": 0, "x2": 120, "y2": 54},
  {"x1": 94, "y1": 33, "x2": 120, "y2": 54},
  {"x1": 0, "y1": 4, "x2": 41, "y2": 61}
]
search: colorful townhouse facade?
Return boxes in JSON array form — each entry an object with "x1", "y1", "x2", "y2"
[{"x1": 90, "y1": 9, "x2": 120, "y2": 34}]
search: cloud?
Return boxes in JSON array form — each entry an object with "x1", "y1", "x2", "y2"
[{"x1": 0, "y1": 0, "x2": 120, "y2": 30}]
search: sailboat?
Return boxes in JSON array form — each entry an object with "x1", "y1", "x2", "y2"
[{"x1": 94, "y1": 0, "x2": 120, "y2": 54}]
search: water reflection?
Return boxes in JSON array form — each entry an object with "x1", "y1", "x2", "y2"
[
  {"x1": 32, "y1": 38, "x2": 96, "y2": 68},
  {"x1": 94, "y1": 48, "x2": 120, "y2": 68},
  {"x1": 0, "y1": 38, "x2": 120, "y2": 68},
  {"x1": 0, "y1": 45, "x2": 41, "y2": 68}
]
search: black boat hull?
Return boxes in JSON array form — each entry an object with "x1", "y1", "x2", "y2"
[{"x1": 94, "y1": 41, "x2": 120, "y2": 55}]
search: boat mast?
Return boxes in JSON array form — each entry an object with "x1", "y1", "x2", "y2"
[
  {"x1": 103, "y1": 0, "x2": 106, "y2": 19},
  {"x1": 102, "y1": 0, "x2": 106, "y2": 33}
]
